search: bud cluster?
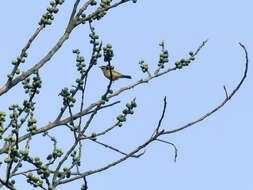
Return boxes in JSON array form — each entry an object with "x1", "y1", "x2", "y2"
[
  {"x1": 59, "y1": 87, "x2": 76, "y2": 107},
  {"x1": 93, "y1": 0, "x2": 112, "y2": 20},
  {"x1": 38, "y1": 0, "x2": 64, "y2": 26},
  {"x1": 174, "y1": 51, "x2": 195, "y2": 69},
  {"x1": 9, "y1": 52, "x2": 28, "y2": 79},
  {"x1": 116, "y1": 99, "x2": 137, "y2": 127},
  {"x1": 26, "y1": 172, "x2": 43, "y2": 188},
  {"x1": 103, "y1": 43, "x2": 114, "y2": 62},
  {"x1": 158, "y1": 41, "x2": 169, "y2": 69},
  {"x1": 22, "y1": 73, "x2": 42, "y2": 95},
  {"x1": 139, "y1": 60, "x2": 148, "y2": 73}
]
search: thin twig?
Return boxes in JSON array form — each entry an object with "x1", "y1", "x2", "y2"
[
  {"x1": 223, "y1": 85, "x2": 228, "y2": 99},
  {"x1": 156, "y1": 139, "x2": 178, "y2": 162},
  {"x1": 83, "y1": 176, "x2": 88, "y2": 190},
  {"x1": 155, "y1": 96, "x2": 167, "y2": 134},
  {"x1": 89, "y1": 139, "x2": 145, "y2": 158},
  {"x1": 81, "y1": 121, "x2": 119, "y2": 140},
  {"x1": 193, "y1": 39, "x2": 208, "y2": 56}
]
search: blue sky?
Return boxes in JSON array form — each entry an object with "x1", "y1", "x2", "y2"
[{"x1": 0, "y1": 0, "x2": 253, "y2": 189}]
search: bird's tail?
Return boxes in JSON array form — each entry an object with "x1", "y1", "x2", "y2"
[{"x1": 121, "y1": 75, "x2": 132, "y2": 79}]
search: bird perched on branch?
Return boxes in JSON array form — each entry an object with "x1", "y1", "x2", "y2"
[{"x1": 99, "y1": 66, "x2": 132, "y2": 81}]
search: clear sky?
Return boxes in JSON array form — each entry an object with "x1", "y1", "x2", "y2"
[{"x1": 0, "y1": 0, "x2": 253, "y2": 189}]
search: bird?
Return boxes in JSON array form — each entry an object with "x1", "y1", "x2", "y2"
[{"x1": 99, "y1": 66, "x2": 132, "y2": 81}]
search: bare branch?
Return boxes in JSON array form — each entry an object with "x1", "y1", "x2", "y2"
[
  {"x1": 193, "y1": 39, "x2": 208, "y2": 56},
  {"x1": 89, "y1": 139, "x2": 145, "y2": 158},
  {"x1": 81, "y1": 121, "x2": 119, "y2": 140},
  {"x1": 163, "y1": 43, "x2": 248, "y2": 135}
]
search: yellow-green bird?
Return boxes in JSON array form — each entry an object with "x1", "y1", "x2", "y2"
[{"x1": 99, "y1": 66, "x2": 132, "y2": 81}]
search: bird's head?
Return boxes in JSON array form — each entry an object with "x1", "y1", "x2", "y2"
[
  {"x1": 99, "y1": 66, "x2": 107, "y2": 71},
  {"x1": 100, "y1": 65, "x2": 114, "y2": 71}
]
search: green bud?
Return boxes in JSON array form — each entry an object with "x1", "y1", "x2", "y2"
[
  {"x1": 12, "y1": 60, "x2": 18, "y2": 65},
  {"x1": 131, "y1": 101, "x2": 137, "y2": 108},
  {"x1": 180, "y1": 59, "x2": 185, "y2": 63},
  {"x1": 47, "y1": 154, "x2": 52, "y2": 160},
  {"x1": 47, "y1": 7, "x2": 53, "y2": 13},
  {"x1": 106, "y1": 43, "x2": 112, "y2": 48},
  {"x1": 4, "y1": 158, "x2": 12, "y2": 163},
  {"x1": 46, "y1": 20, "x2": 52, "y2": 25},
  {"x1": 15, "y1": 69, "x2": 20, "y2": 74},
  {"x1": 53, "y1": 8, "x2": 59, "y2": 13},
  {"x1": 122, "y1": 109, "x2": 129, "y2": 114},
  {"x1": 8, "y1": 74, "x2": 13, "y2": 79},
  {"x1": 91, "y1": 0, "x2": 97, "y2": 6},
  {"x1": 126, "y1": 103, "x2": 132, "y2": 109}
]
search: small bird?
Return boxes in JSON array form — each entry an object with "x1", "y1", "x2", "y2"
[{"x1": 99, "y1": 66, "x2": 132, "y2": 81}]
